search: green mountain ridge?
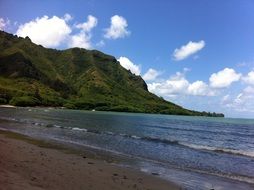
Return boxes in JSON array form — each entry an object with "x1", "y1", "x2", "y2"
[{"x1": 0, "y1": 31, "x2": 224, "y2": 117}]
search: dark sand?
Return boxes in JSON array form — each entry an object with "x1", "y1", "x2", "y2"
[{"x1": 0, "y1": 131, "x2": 181, "y2": 190}]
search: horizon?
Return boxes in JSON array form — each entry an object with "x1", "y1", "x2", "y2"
[{"x1": 1, "y1": 0, "x2": 254, "y2": 118}]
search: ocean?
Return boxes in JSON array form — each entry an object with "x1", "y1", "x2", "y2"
[{"x1": 0, "y1": 107, "x2": 253, "y2": 190}]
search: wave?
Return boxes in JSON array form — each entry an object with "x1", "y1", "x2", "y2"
[
  {"x1": 134, "y1": 136, "x2": 254, "y2": 158},
  {"x1": 144, "y1": 124, "x2": 254, "y2": 138},
  {"x1": 2, "y1": 124, "x2": 254, "y2": 187},
  {"x1": 180, "y1": 143, "x2": 254, "y2": 158},
  {"x1": 37, "y1": 124, "x2": 254, "y2": 158},
  {"x1": 0, "y1": 116, "x2": 46, "y2": 127},
  {"x1": 2, "y1": 116, "x2": 253, "y2": 159},
  {"x1": 141, "y1": 136, "x2": 179, "y2": 145},
  {"x1": 184, "y1": 167, "x2": 254, "y2": 185},
  {"x1": 72, "y1": 127, "x2": 87, "y2": 132}
]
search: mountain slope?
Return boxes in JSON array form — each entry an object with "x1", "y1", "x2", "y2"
[{"x1": 0, "y1": 31, "x2": 224, "y2": 117}]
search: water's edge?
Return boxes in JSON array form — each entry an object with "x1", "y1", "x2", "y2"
[
  {"x1": 0, "y1": 107, "x2": 254, "y2": 190},
  {"x1": 0, "y1": 127, "x2": 183, "y2": 189}
]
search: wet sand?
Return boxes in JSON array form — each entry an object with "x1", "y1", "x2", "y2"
[{"x1": 0, "y1": 131, "x2": 181, "y2": 190}]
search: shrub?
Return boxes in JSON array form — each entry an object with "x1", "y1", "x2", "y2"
[
  {"x1": 110, "y1": 105, "x2": 140, "y2": 113},
  {"x1": 71, "y1": 100, "x2": 95, "y2": 110},
  {"x1": 9, "y1": 96, "x2": 40, "y2": 106},
  {"x1": 63, "y1": 102, "x2": 76, "y2": 109},
  {"x1": 40, "y1": 96, "x2": 64, "y2": 106},
  {"x1": 94, "y1": 106, "x2": 111, "y2": 111}
]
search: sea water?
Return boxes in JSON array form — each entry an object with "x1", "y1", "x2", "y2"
[{"x1": 0, "y1": 107, "x2": 253, "y2": 190}]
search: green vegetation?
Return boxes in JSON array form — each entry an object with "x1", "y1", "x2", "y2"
[
  {"x1": 9, "y1": 96, "x2": 40, "y2": 106},
  {"x1": 0, "y1": 31, "x2": 224, "y2": 117}
]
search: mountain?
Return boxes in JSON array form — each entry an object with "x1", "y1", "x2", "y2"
[{"x1": 0, "y1": 31, "x2": 224, "y2": 117}]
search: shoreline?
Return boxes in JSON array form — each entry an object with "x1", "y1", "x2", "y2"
[
  {"x1": 0, "y1": 104, "x2": 224, "y2": 117},
  {"x1": 0, "y1": 129, "x2": 180, "y2": 190}
]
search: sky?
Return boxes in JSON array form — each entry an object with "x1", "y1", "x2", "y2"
[{"x1": 1, "y1": 0, "x2": 254, "y2": 118}]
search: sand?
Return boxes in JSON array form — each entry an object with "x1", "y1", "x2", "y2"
[{"x1": 0, "y1": 131, "x2": 181, "y2": 190}]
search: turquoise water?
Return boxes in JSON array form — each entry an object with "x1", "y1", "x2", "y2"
[{"x1": 0, "y1": 107, "x2": 254, "y2": 190}]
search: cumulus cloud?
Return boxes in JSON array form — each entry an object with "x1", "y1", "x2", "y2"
[
  {"x1": 222, "y1": 86, "x2": 254, "y2": 112},
  {"x1": 0, "y1": 18, "x2": 10, "y2": 30},
  {"x1": 16, "y1": 15, "x2": 72, "y2": 48},
  {"x1": 16, "y1": 14, "x2": 98, "y2": 49},
  {"x1": 188, "y1": 81, "x2": 214, "y2": 96},
  {"x1": 14, "y1": 14, "x2": 130, "y2": 48},
  {"x1": 0, "y1": 18, "x2": 5, "y2": 30},
  {"x1": 143, "y1": 68, "x2": 161, "y2": 81},
  {"x1": 69, "y1": 15, "x2": 98, "y2": 49},
  {"x1": 68, "y1": 32, "x2": 92, "y2": 49},
  {"x1": 148, "y1": 72, "x2": 189, "y2": 96},
  {"x1": 117, "y1": 57, "x2": 141, "y2": 75},
  {"x1": 63, "y1": 13, "x2": 73, "y2": 22},
  {"x1": 173, "y1": 40, "x2": 205, "y2": 61},
  {"x1": 209, "y1": 68, "x2": 241, "y2": 88},
  {"x1": 242, "y1": 70, "x2": 254, "y2": 85},
  {"x1": 148, "y1": 70, "x2": 215, "y2": 97},
  {"x1": 75, "y1": 15, "x2": 97, "y2": 32},
  {"x1": 104, "y1": 15, "x2": 130, "y2": 39}
]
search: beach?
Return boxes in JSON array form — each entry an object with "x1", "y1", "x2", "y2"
[
  {"x1": 0, "y1": 130, "x2": 180, "y2": 190},
  {"x1": 0, "y1": 107, "x2": 254, "y2": 190}
]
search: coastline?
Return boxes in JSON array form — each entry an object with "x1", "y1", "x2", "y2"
[
  {"x1": 0, "y1": 104, "x2": 224, "y2": 117},
  {"x1": 0, "y1": 129, "x2": 180, "y2": 190}
]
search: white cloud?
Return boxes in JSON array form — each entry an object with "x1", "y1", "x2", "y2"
[
  {"x1": 0, "y1": 18, "x2": 5, "y2": 30},
  {"x1": 96, "y1": 40, "x2": 105, "y2": 47},
  {"x1": 243, "y1": 86, "x2": 254, "y2": 94},
  {"x1": 183, "y1": 67, "x2": 191, "y2": 73},
  {"x1": 148, "y1": 70, "x2": 215, "y2": 97},
  {"x1": 237, "y1": 62, "x2": 247, "y2": 67},
  {"x1": 237, "y1": 60, "x2": 254, "y2": 68},
  {"x1": 15, "y1": 14, "x2": 98, "y2": 49},
  {"x1": 143, "y1": 68, "x2": 161, "y2": 81},
  {"x1": 148, "y1": 72, "x2": 188, "y2": 96},
  {"x1": 209, "y1": 68, "x2": 241, "y2": 88},
  {"x1": 221, "y1": 94, "x2": 230, "y2": 104},
  {"x1": 64, "y1": 13, "x2": 73, "y2": 22},
  {"x1": 173, "y1": 40, "x2": 205, "y2": 61},
  {"x1": 69, "y1": 15, "x2": 98, "y2": 49},
  {"x1": 223, "y1": 86, "x2": 254, "y2": 112},
  {"x1": 117, "y1": 57, "x2": 141, "y2": 75},
  {"x1": 242, "y1": 70, "x2": 254, "y2": 85},
  {"x1": 68, "y1": 32, "x2": 92, "y2": 49},
  {"x1": 0, "y1": 18, "x2": 10, "y2": 30},
  {"x1": 104, "y1": 15, "x2": 130, "y2": 39},
  {"x1": 16, "y1": 15, "x2": 71, "y2": 48},
  {"x1": 75, "y1": 15, "x2": 97, "y2": 32},
  {"x1": 188, "y1": 81, "x2": 215, "y2": 96}
]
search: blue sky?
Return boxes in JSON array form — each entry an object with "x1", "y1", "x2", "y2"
[{"x1": 1, "y1": 0, "x2": 254, "y2": 118}]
